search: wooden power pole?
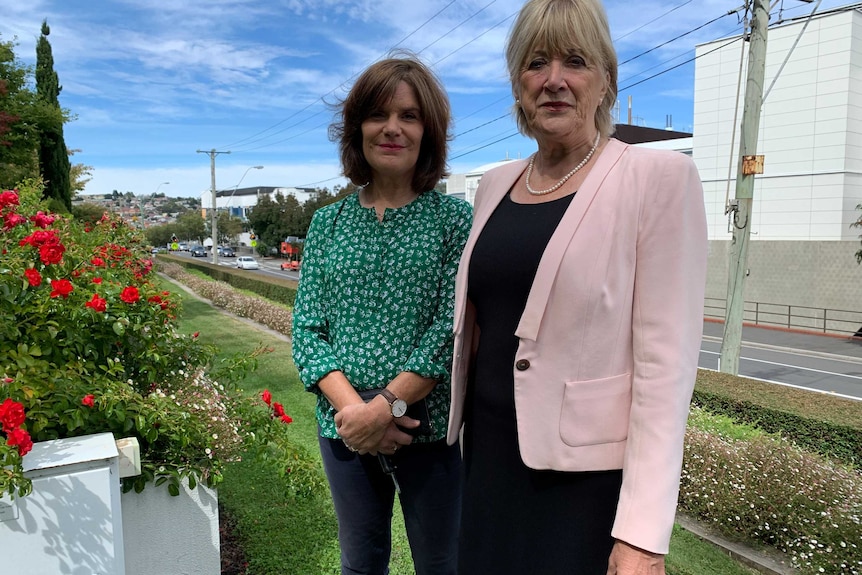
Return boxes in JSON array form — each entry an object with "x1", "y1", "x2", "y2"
[
  {"x1": 719, "y1": 0, "x2": 769, "y2": 375},
  {"x1": 196, "y1": 149, "x2": 230, "y2": 265}
]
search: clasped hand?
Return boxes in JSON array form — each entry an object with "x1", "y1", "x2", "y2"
[{"x1": 335, "y1": 400, "x2": 417, "y2": 455}]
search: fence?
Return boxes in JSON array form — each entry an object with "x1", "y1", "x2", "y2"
[{"x1": 703, "y1": 298, "x2": 862, "y2": 337}]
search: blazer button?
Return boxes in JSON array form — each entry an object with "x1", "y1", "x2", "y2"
[{"x1": 515, "y1": 359, "x2": 530, "y2": 371}]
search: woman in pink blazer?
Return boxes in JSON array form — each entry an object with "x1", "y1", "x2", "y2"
[{"x1": 447, "y1": 1, "x2": 707, "y2": 573}]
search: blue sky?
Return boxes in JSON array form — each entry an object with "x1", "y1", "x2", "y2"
[{"x1": 2, "y1": 0, "x2": 853, "y2": 199}]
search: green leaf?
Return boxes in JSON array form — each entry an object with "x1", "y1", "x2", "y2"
[
  {"x1": 112, "y1": 321, "x2": 125, "y2": 336},
  {"x1": 168, "y1": 482, "x2": 180, "y2": 497}
]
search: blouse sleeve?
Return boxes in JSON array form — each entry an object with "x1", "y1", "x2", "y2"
[
  {"x1": 291, "y1": 206, "x2": 342, "y2": 392},
  {"x1": 401, "y1": 198, "x2": 473, "y2": 382}
]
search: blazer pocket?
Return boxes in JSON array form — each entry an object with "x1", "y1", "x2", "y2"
[{"x1": 559, "y1": 373, "x2": 632, "y2": 447}]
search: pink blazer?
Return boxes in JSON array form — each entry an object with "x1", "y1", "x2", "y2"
[{"x1": 447, "y1": 138, "x2": 708, "y2": 554}]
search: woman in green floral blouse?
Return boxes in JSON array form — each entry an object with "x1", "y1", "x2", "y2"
[{"x1": 291, "y1": 55, "x2": 471, "y2": 575}]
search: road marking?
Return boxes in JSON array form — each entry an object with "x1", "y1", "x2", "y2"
[{"x1": 700, "y1": 349, "x2": 862, "y2": 381}]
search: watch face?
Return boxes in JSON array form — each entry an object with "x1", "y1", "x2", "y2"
[{"x1": 391, "y1": 399, "x2": 408, "y2": 418}]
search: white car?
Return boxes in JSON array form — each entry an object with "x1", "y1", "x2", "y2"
[{"x1": 236, "y1": 256, "x2": 260, "y2": 270}]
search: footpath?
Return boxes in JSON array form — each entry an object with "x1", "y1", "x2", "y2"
[{"x1": 688, "y1": 320, "x2": 862, "y2": 575}]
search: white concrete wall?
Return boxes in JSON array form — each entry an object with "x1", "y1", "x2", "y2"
[
  {"x1": 694, "y1": 9, "x2": 862, "y2": 241},
  {"x1": 122, "y1": 479, "x2": 220, "y2": 575}
]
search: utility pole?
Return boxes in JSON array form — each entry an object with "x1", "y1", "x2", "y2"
[
  {"x1": 196, "y1": 149, "x2": 230, "y2": 265},
  {"x1": 719, "y1": 0, "x2": 769, "y2": 375}
]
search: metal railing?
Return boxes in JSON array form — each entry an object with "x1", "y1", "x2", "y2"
[{"x1": 704, "y1": 298, "x2": 862, "y2": 337}]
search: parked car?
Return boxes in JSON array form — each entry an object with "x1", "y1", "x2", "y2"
[
  {"x1": 190, "y1": 246, "x2": 206, "y2": 257},
  {"x1": 280, "y1": 260, "x2": 301, "y2": 271},
  {"x1": 218, "y1": 246, "x2": 235, "y2": 257},
  {"x1": 236, "y1": 256, "x2": 260, "y2": 270}
]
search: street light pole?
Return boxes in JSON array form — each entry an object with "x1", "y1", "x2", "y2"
[
  {"x1": 228, "y1": 166, "x2": 264, "y2": 217},
  {"x1": 140, "y1": 181, "x2": 169, "y2": 228},
  {"x1": 196, "y1": 149, "x2": 230, "y2": 265}
]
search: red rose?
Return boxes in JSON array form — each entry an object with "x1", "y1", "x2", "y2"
[
  {"x1": 3, "y1": 378, "x2": 13, "y2": 384},
  {"x1": 192, "y1": 331, "x2": 200, "y2": 338},
  {"x1": 148, "y1": 295, "x2": 169, "y2": 309},
  {"x1": 30, "y1": 211, "x2": 55, "y2": 228},
  {"x1": 24, "y1": 268, "x2": 42, "y2": 287},
  {"x1": 93, "y1": 277, "x2": 103, "y2": 284},
  {"x1": 85, "y1": 294, "x2": 107, "y2": 313},
  {"x1": 272, "y1": 402, "x2": 285, "y2": 417},
  {"x1": 0, "y1": 190, "x2": 19, "y2": 209},
  {"x1": 20, "y1": 229, "x2": 59, "y2": 247},
  {"x1": 6, "y1": 427, "x2": 33, "y2": 457},
  {"x1": 3, "y1": 212, "x2": 27, "y2": 231},
  {"x1": 0, "y1": 398, "x2": 26, "y2": 431},
  {"x1": 90, "y1": 257, "x2": 106, "y2": 267},
  {"x1": 261, "y1": 390, "x2": 272, "y2": 406},
  {"x1": 39, "y1": 242, "x2": 66, "y2": 265},
  {"x1": 82, "y1": 394, "x2": 95, "y2": 407},
  {"x1": 280, "y1": 414, "x2": 293, "y2": 424},
  {"x1": 120, "y1": 286, "x2": 140, "y2": 303},
  {"x1": 49, "y1": 279, "x2": 74, "y2": 299}
]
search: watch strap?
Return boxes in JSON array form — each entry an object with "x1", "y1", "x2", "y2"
[{"x1": 378, "y1": 388, "x2": 398, "y2": 408}]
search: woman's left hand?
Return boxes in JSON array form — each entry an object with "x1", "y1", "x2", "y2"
[
  {"x1": 606, "y1": 540, "x2": 665, "y2": 575},
  {"x1": 335, "y1": 399, "x2": 393, "y2": 454}
]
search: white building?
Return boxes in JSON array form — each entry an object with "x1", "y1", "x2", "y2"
[
  {"x1": 446, "y1": 160, "x2": 519, "y2": 204},
  {"x1": 200, "y1": 186, "x2": 313, "y2": 221},
  {"x1": 695, "y1": 4, "x2": 862, "y2": 242},
  {"x1": 694, "y1": 4, "x2": 862, "y2": 329}
]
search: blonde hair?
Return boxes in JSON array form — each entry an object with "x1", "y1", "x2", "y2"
[{"x1": 506, "y1": 0, "x2": 618, "y2": 138}]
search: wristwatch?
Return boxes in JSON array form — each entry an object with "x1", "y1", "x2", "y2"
[{"x1": 378, "y1": 389, "x2": 408, "y2": 418}]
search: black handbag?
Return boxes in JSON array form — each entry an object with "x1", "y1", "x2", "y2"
[{"x1": 357, "y1": 388, "x2": 434, "y2": 436}]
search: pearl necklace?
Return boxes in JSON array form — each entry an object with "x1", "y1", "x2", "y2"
[{"x1": 525, "y1": 132, "x2": 601, "y2": 196}]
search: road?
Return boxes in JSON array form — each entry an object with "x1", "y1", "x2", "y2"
[{"x1": 701, "y1": 322, "x2": 862, "y2": 401}]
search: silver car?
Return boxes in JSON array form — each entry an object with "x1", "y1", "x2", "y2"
[{"x1": 236, "y1": 256, "x2": 260, "y2": 270}]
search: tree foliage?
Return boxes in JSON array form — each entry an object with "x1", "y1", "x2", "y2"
[
  {"x1": 68, "y1": 148, "x2": 93, "y2": 194},
  {"x1": 70, "y1": 201, "x2": 107, "y2": 225},
  {"x1": 176, "y1": 211, "x2": 206, "y2": 243},
  {"x1": 0, "y1": 35, "x2": 64, "y2": 189},
  {"x1": 36, "y1": 20, "x2": 72, "y2": 211},
  {"x1": 247, "y1": 184, "x2": 358, "y2": 252},
  {"x1": 852, "y1": 204, "x2": 862, "y2": 264}
]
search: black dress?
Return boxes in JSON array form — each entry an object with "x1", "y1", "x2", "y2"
[{"x1": 458, "y1": 191, "x2": 623, "y2": 575}]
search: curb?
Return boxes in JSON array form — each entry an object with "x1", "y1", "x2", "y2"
[{"x1": 676, "y1": 515, "x2": 799, "y2": 575}]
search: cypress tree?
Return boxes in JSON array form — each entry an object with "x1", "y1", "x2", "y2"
[{"x1": 35, "y1": 20, "x2": 71, "y2": 211}]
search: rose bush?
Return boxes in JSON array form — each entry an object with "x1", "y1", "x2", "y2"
[{"x1": 1, "y1": 181, "x2": 303, "y2": 499}]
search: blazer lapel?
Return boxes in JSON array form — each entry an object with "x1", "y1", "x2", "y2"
[{"x1": 515, "y1": 139, "x2": 628, "y2": 342}]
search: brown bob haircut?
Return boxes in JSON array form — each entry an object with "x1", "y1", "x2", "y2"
[
  {"x1": 330, "y1": 54, "x2": 451, "y2": 193},
  {"x1": 506, "y1": 0, "x2": 618, "y2": 139}
]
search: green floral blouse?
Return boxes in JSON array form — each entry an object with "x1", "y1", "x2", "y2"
[{"x1": 292, "y1": 190, "x2": 472, "y2": 441}]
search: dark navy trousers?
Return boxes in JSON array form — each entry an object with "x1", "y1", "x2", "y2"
[{"x1": 319, "y1": 435, "x2": 462, "y2": 575}]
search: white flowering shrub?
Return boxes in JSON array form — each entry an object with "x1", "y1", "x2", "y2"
[{"x1": 682, "y1": 407, "x2": 862, "y2": 575}]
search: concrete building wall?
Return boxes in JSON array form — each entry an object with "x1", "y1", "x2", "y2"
[{"x1": 706, "y1": 239, "x2": 862, "y2": 332}]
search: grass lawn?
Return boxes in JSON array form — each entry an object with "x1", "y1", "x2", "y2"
[{"x1": 164, "y1": 277, "x2": 760, "y2": 575}]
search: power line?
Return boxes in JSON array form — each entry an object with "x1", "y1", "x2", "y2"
[
  {"x1": 451, "y1": 131, "x2": 521, "y2": 161},
  {"x1": 619, "y1": 10, "x2": 737, "y2": 67},
  {"x1": 417, "y1": 0, "x2": 497, "y2": 54},
  {"x1": 221, "y1": 2, "x2": 459, "y2": 151},
  {"x1": 613, "y1": 0, "x2": 696, "y2": 43}
]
